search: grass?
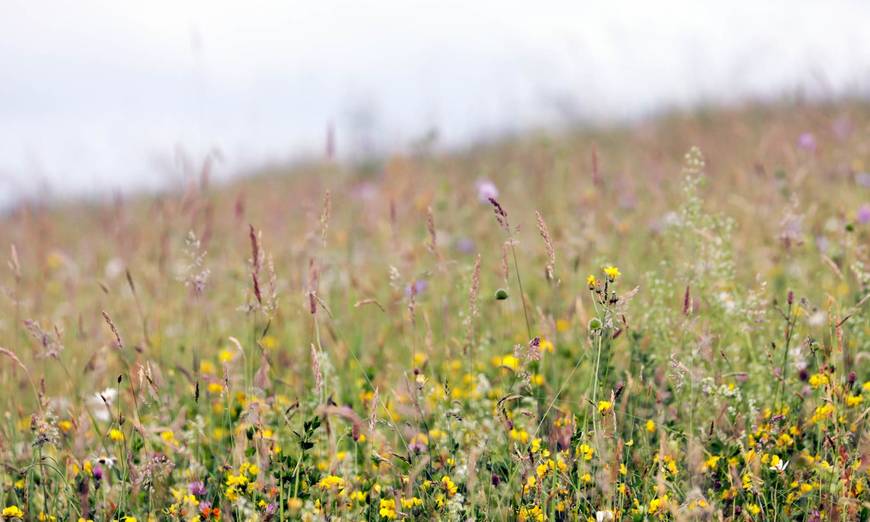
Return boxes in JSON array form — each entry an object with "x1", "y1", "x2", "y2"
[{"x1": 0, "y1": 99, "x2": 868, "y2": 521}]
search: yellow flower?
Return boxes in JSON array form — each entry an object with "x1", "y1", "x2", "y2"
[
  {"x1": 746, "y1": 504, "x2": 761, "y2": 516},
  {"x1": 586, "y1": 274, "x2": 597, "y2": 288},
  {"x1": 317, "y1": 475, "x2": 345, "y2": 491},
  {"x1": 704, "y1": 455, "x2": 721, "y2": 471},
  {"x1": 218, "y1": 349, "x2": 235, "y2": 363},
  {"x1": 539, "y1": 338, "x2": 554, "y2": 353},
  {"x1": 597, "y1": 401, "x2": 613, "y2": 414},
  {"x1": 494, "y1": 354, "x2": 521, "y2": 371},
  {"x1": 555, "y1": 318, "x2": 570, "y2": 332},
  {"x1": 58, "y1": 420, "x2": 74, "y2": 433},
  {"x1": 648, "y1": 495, "x2": 668, "y2": 515},
  {"x1": 518, "y1": 505, "x2": 545, "y2": 522},
  {"x1": 2, "y1": 506, "x2": 24, "y2": 519},
  {"x1": 441, "y1": 475, "x2": 458, "y2": 497},
  {"x1": 523, "y1": 475, "x2": 536, "y2": 494},
  {"x1": 401, "y1": 497, "x2": 422, "y2": 509},
  {"x1": 108, "y1": 429, "x2": 124, "y2": 442},
  {"x1": 379, "y1": 498, "x2": 397, "y2": 519},
  {"x1": 226, "y1": 473, "x2": 248, "y2": 487},
  {"x1": 645, "y1": 420, "x2": 656, "y2": 433},
  {"x1": 260, "y1": 335, "x2": 278, "y2": 350},
  {"x1": 577, "y1": 443, "x2": 594, "y2": 461},
  {"x1": 603, "y1": 266, "x2": 621, "y2": 280},
  {"x1": 207, "y1": 382, "x2": 224, "y2": 394},
  {"x1": 808, "y1": 373, "x2": 829, "y2": 389},
  {"x1": 510, "y1": 428, "x2": 529, "y2": 444},
  {"x1": 846, "y1": 395, "x2": 863, "y2": 407},
  {"x1": 810, "y1": 403, "x2": 835, "y2": 424}
]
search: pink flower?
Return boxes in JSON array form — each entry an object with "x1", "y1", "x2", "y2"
[{"x1": 797, "y1": 132, "x2": 816, "y2": 152}]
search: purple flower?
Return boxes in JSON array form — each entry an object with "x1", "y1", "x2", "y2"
[
  {"x1": 476, "y1": 179, "x2": 499, "y2": 202},
  {"x1": 797, "y1": 132, "x2": 816, "y2": 152},
  {"x1": 92, "y1": 465, "x2": 103, "y2": 481},
  {"x1": 189, "y1": 480, "x2": 207, "y2": 497},
  {"x1": 857, "y1": 204, "x2": 870, "y2": 225},
  {"x1": 455, "y1": 237, "x2": 476, "y2": 254},
  {"x1": 265, "y1": 503, "x2": 278, "y2": 515},
  {"x1": 405, "y1": 279, "x2": 428, "y2": 297}
]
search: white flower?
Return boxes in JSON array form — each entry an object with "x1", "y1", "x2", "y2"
[
  {"x1": 87, "y1": 388, "x2": 117, "y2": 421},
  {"x1": 596, "y1": 510, "x2": 614, "y2": 522},
  {"x1": 95, "y1": 455, "x2": 116, "y2": 468},
  {"x1": 807, "y1": 311, "x2": 826, "y2": 327},
  {"x1": 770, "y1": 459, "x2": 788, "y2": 472}
]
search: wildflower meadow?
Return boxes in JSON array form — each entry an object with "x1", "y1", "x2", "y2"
[{"x1": 0, "y1": 101, "x2": 869, "y2": 521}]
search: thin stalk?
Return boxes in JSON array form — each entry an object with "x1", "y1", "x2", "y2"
[{"x1": 509, "y1": 243, "x2": 532, "y2": 339}]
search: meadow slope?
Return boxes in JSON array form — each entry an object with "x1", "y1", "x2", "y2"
[{"x1": 0, "y1": 101, "x2": 869, "y2": 521}]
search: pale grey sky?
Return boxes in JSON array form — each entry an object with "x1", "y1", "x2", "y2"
[{"x1": 1, "y1": 0, "x2": 869, "y2": 204}]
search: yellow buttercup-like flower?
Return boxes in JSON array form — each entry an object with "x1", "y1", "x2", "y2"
[
  {"x1": 845, "y1": 395, "x2": 863, "y2": 407},
  {"x1": 317, "y1": 475, "x2": 345, "y2": 491},
  {"x1": 808, "y1": 373, "x2": 829, "y2": 389},
  {"x1": 2, "y1": 506, "x2": 24, "y2": 519},
  {"x1": 603, "y1": 265, "x2": 621, "y2": 280},
  {"x1": 379, "y1": 498, "x2": 397, "y2": 519}
]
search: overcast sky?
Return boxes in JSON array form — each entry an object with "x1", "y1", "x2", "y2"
[{"x1": 1, "y1": 0, "x2": 869, "y2": 205}]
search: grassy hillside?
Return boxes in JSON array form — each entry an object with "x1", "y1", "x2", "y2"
[{"x1": 0, "y1": 100, "x2": 868, "y2": 521}]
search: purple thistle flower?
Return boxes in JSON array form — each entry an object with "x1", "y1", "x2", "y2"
[
  {"x1": 92, "y1": 464, "x2": 103, "y2": 481},
  {"x1": 189, "y1": 480, "x2": 207, "y2": 497}
]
